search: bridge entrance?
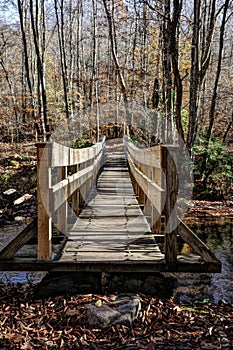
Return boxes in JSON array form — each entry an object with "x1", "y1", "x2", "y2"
[{"x1": 0, "y1": 138, "x2": 221, "y2": 273}]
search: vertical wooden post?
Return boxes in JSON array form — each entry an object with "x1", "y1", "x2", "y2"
[
  {"x1": 151, "y1": 207, "x2": 161, "y2": 233},
  {"x1": 37, "y1": 143, "x2": 52, "y2": 261},
  {"x1": 162, "y1": 145, "x2": 178, "y2": 262},
  {"x1": 72, "y1": 166, "x2": 79, "y2": 215},
  {"x1": 151, "y1": 145, "x2": 163, "y2": 233},
  {"x1": 138, "y1": 186, "x2": 145, "y2": 206},
  {"x1": 57, "y1": 166, "x2": 67, "y2": 233}
]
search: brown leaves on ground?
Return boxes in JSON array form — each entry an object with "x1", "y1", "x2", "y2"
[
  {"x1": 0, "y1": 142, "x2": 37, "y2": 226},
  {"x1": 185, "y1": 200, "x2": 233, "y2": 222},
  {"x1": 0, "y1": 284, "x2": 233, "y2": 349}
]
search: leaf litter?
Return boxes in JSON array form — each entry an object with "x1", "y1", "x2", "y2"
[{"x1": 0, "y1": 283, "x2": 233, "y2": 349}]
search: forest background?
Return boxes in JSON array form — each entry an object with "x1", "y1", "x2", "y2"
[{"x1": 0, "y1": 0, "x2": 233, "y2": 200}]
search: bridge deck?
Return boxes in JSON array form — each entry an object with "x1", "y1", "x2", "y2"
[{"x1": 60, "y1": 141, "x2": 164, "y2": 263}]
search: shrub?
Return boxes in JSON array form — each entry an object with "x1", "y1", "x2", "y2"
[{"x1": 193, "y1": 136, "x2": 233, "y2": 199}]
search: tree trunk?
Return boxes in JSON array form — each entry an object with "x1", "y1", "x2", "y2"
[
  {"x1": 187, "y1": 0, "x2": 200, "y2": 151},
  {"x1": 29, "y1": 0, "x2": 49, "y2": 140},
  {"x1": 54, "y1": 0, "x2": 69, "y2": 120},
  {"x1": 102, "y1": 0, "x2": 131, "y2": 126},
  {"x1": 205, "y1": 0, "x2": 230, "y2": 144}
]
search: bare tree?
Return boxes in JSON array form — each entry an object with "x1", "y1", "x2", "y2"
[
  {"x1": 102, "y1": 0, "x2": 131, "y2": 126},
  {"x1": 54, "y1": 0, "x2": 69, "y2": 120},
  {"x1": 206, "y1": 0, "x2": 230, "y2": 144}
]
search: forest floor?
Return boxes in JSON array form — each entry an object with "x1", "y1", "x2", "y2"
[
  {"x1": 0, "y1": 141, "x2": 233, "y2": 349},
  {"x1": 0, "y1": 283, "x2": 233, "y2": 349}
]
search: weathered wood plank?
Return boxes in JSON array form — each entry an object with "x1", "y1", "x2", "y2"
[
  {"x1": 0, "y1": 220, "x2": 36, "y2": 261},
  {"x1": 0, "y1": 260, "x2": 221, "y2": 273},
  {"x1": 37, "y1": 143, "x2": 52, "y2": 261},
  {"x1": 162, "y1": 145, "x2": 178, "y2": 262},
  {"x1": 50, "y1": 138, "x2": 105, "y2": 167},
  {"x1": 126, "y1": 141, "x2": 161, "y2": 169},
  {"x1": 178, "y1": 219, "x2": 221, "y2": 264},
  {"x1": 50, "y1": 152, "x2": 102, "y2": 212},
  {"x1": 57, "y1": 166, "x2": 67, "y2": 233},
  {"x1": 127, "y1": 153, "x2": 164, "y2": 213}
]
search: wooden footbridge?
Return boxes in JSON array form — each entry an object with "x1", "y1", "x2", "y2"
[{"x1": 0, "y1": 137, "x2": 221, "y2": 273}]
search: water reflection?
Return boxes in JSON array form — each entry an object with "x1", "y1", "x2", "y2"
[
  {"x1": 0, "y1": 224, "x2": 46, "y2": 284},
  {"x1": 172, "y1": 217, "x2": 233, "y2": 304}
]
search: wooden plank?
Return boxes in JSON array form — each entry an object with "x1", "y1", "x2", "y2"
[
  {"x1": 37, "y1": 144, "x2": 52, "y2": 261},
  {"x1": 178, "y1": 219, "x2": 221, "y2": 264},
  {"x1": 162, "y1": 145, "x2": 178, "y2": 262},
  {"x1": 0, "y1": 220, "x2": 36, "y2": 261},
  {"x1": 71, "y1": 165, "x2": 79, "y2": 214},
  {"x1": 51, "y1": 138, "x2": 105, "y2": 167},
  {"x1": 0, "y1": 260, "x2": 221, "y2": 273},
  {"x1": 50, "y1": 152, "x2": 102, "y2": 212},
  {"x1": 127, "y1": 153, "x2": 164, "y2": 212},
  {"x1": 57, "y1": 166, "x2": 67, "y2": 233},
  {"x1": 51, "y1": 142, "x2": 70, "y2": 167},
  {"x1": 126, "y1": 141, "x2": 161, "y2": 169}
]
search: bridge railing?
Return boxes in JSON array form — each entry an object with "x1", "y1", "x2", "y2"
[
  {"x1": 36, "y1": 137, "x2": 105, "y2": 261},
  {"x1": 125, "y1": 137, "x2": 221, "y2": 270},
  {"x1": 125, "y1": 137, "x2": 179, "y2": 263}
]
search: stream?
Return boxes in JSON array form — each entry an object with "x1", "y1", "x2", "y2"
[
  {"x1": 0, "y1": 216, "x2": 233, "y2": 304},
  {"x1": 171, "y1": 216, "x2": 233, "y2": 304}
]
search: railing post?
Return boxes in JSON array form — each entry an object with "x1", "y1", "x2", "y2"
[
  {"x1": 57, "y1": 166, "x2": 67, "y2": 233},
  {"x1": 37, "y1": 143, "x2": 52, "y2": 261},
  {"x1": 162, "y1": 145, "x2": 178, "y2": 262},
  {"x1": 71, "y1": 165, "x2": 79, "y2": 215},
  {"x1": 151, "y1": 144, "x2": 163, "y2": 233}
]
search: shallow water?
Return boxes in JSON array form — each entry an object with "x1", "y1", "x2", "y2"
[
  {"x1": 0, "y1": 224, "x2": 46, "y2": 284},
  {"x1": 172, "y1": 217, "x2": 233, "y2": 304},
  {"x1": 0, "y1": 218, "x2": 233, "y2": 304}
]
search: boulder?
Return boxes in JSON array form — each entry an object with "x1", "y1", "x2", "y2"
[{"x1": 86, "y1": 294, "x2": 141, "y2": 328}]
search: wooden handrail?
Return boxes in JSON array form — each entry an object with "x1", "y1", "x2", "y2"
[
  {"x1": 49, "y1": 151, "x2": 103, "y2": 212},
  {"x1": 127, "y1": 152, "x2": 165, "y2": 214},
  {"x1": 36, "y1": 137, "x2": 105, "y2": 261},
  {"x1": 125, "y1": 137, "x2": 178, "y2": 263},
  {"x1": 125, "y1": 138, "x2": 221, "y2": 268}
]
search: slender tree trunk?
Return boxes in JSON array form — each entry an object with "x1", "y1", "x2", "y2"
[
  {"x1": 102, "y1": 0, "x2": 131, "y2": 126},
  {"x1": 92, "y1": 0, "x2": 100, "y2": 141},
  {"x1": 0, "y1": 55, "x2": 19, "y2": 140},
  {"x1": 187, "y1": 0, "x2": 200, "y2": 151},
  {"x1": 206, "y1": 0, "x2": 230, "y2": 144},
  {"x1": 54, "y1": 0, "x2": 69, "y2": 119},
  {"x1": 17, "y1": 0, "x2": 40, "y2": 137},
  {"x1": 170, "y1": 0, "x2": 184, "y2": 143},
  {"x1": 30, "y1": 0, "x2": 49, "y2": 140},
  {"x1": 223, "y1": 110, "x2": 233, "y2": 143}
]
